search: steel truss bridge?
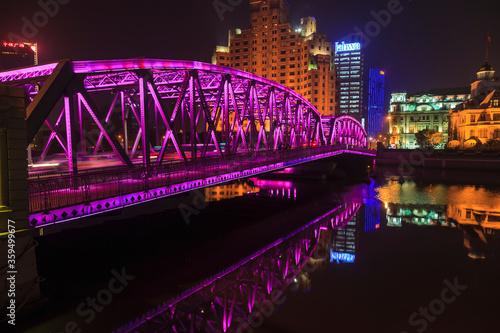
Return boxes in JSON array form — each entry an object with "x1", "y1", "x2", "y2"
[
  {"x1": 114, "y1": 201, "x2": 361, "y2": 333},
  {"x1": 0, "y1": 59, "x2": 373, "y2": 227}
]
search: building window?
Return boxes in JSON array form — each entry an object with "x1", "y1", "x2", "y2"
[{"x1": 494, "y1": 129, "x2": 500, "y2": 139}]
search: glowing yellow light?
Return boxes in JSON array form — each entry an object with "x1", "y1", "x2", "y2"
[
  {"x1": 384, "y1": 202, "x2": 388, "y2": 209},
  {"x1": 32, "y1": 163, "x2": 59, "y2": 167},
  {"x1": 380, "y1": 71, "x2": 385, "y2": 75}
]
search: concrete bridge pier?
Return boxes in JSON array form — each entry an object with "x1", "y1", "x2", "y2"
[{"x1": 0, "y1": 86, "x2": 41, "y2": 317}]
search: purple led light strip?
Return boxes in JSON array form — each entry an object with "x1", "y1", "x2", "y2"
[{"x1": 0, "y1": 62, "x2": 59, "y2": 82}]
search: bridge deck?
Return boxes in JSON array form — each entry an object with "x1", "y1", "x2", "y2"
[{"x1": 28, "y1": 146, "x2": 374, "y2": 227}]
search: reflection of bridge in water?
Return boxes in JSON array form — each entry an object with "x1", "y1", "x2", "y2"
[
  {"x1": 115, "y1": 201, "x2": 361, "y2": 333},
  {"x1": 0, "y1": 59, "x2": 373, "y2": 228}
]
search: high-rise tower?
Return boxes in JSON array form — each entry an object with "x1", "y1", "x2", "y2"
[
  {"x1": 334, "y1": 37, "x2": 364, "y2": 122},
  {"x1": 213, "y1": 0, "x2": 340, "y2": 116}
]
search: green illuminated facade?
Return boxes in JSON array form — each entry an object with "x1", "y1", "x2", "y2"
[{"x1": 388, "y1": 87, "x2": 470, "y2": 148}]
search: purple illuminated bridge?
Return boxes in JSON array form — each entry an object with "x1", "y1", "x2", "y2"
[{"x1": 0, "y1": 59, "x2": 374, "y2": 227}]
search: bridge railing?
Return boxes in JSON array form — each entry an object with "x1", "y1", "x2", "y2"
[{"x1": 28, "y1": 145, "x2": 369, "y2": 214}]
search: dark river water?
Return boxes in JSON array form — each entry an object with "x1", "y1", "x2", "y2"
[{"x1": 15, "y1": 166, "x2": 500, "y2": 333}]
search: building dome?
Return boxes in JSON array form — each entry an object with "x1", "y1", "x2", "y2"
[
  {"x1": 477, "y1": 61, "x2": 495, "y2": 81},
  {"x1": 479, "y1": 61, "x2": 494, "y2": 72}
]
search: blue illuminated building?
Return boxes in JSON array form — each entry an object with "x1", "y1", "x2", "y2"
[{"x1": 367, "y1": 68, "x2": 385, "y2": 139}]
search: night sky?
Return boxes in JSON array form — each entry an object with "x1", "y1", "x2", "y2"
[{"x1": 0, "y1": 0, "x2": 499, "y2": 96}]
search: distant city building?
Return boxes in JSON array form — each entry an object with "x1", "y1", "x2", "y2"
[
  {"x1": 0, "y1": 41, "x2": 38, "y2": 70},
  {"x1": 388, "y1": 87, "x2": 470, "y2": 149},
  {"x1": 334, "y1": 38, "x2": 364, "y2": 122},
  {"x1": 213, "y1": 0, "x2": 340, "y2": 115},
  {"x1": 449, "y1": 61, "x2": 500, "y2": 147},
  {"x1": 367, "y1": 68, "x2": 385, "y2": 140}
]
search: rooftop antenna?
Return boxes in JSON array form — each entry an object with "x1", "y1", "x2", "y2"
[{"x1": 486, "y1": 34, "x2": 490, "y2": 62}]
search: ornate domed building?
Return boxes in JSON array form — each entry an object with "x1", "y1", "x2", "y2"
[{"x1": 449, "y1": 61, "x2": 500, "y2": 147}]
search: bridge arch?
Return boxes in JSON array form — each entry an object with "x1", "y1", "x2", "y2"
[
  {"x1": 329, "y1": 115, "x2": 367, "y2": 148},
  {"x1": 0, "y1": 59, "x2": 367, "y2": 169}
]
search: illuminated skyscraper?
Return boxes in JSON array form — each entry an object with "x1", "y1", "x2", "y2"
[
  {"x1": 213, "y1": 0, "x2": 340, "y2": 115},
  {"x1": 0, "y1": 41, "x2": 38, "y2": 70},
  {"x1": 367, "y1": 68, "x2": 385, "y2": 139},
  {"x1": 334, "y1": 38, "x2": 364, "y2": 122}
]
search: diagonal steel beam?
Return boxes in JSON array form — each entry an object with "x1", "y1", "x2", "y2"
[
  {"x1": 93, "y1": 92, "x2": 120, "y2": 154},
  {"x1": 78, "y1": 90, "x2": 133, "y2": 167},
  {"x1": 145, "y1": 77, "x2": 188, "y2": 164},
  {"x1": 26, "y1": 60, "x2": 75, "y2": 145}
]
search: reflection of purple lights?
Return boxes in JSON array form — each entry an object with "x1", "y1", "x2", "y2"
[
  {"x1": 252, "y1": 178, "x2": 293, "y2": 189},
  {"x1": 117, "y1": 202, "x2": 359, "y2": 333}
]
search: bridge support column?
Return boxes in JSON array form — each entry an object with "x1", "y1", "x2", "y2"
[{"x1": 0, "y1": 86, "x2": 41, "y2": 313}]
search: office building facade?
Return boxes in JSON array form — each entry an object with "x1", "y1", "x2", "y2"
[{"x1": 334, "y1": 40, "x2": 364, "y2": 122}]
